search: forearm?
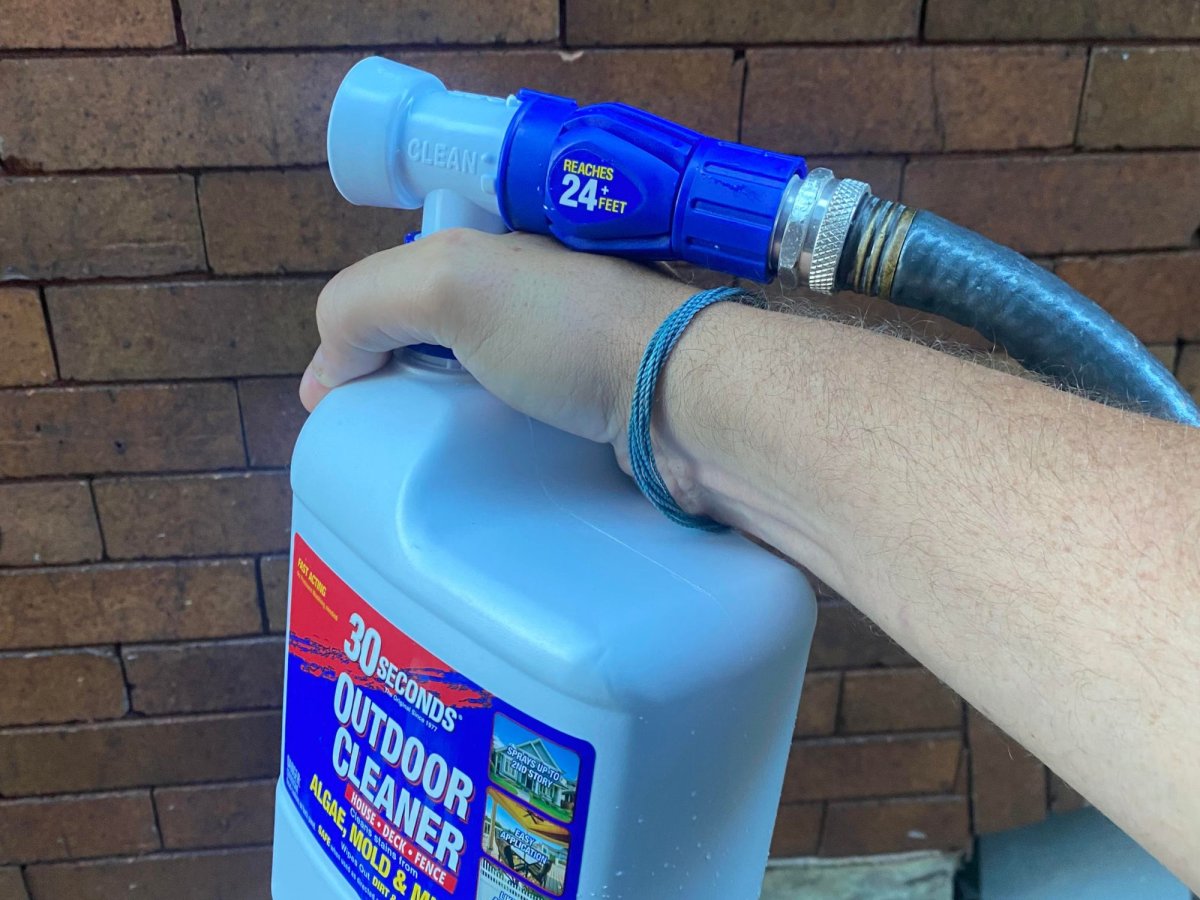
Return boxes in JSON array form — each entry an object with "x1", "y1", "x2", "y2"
[{"x1": 657, "y1": 302, "x2": 1200, "y2": 887}]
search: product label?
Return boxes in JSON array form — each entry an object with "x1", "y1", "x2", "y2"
[
  {"x1": 283, "y1": 534, "x2": 594, "y2": 900},
  {"x1": 548, "y1": 148, "x2": 642, "y2": 224}
]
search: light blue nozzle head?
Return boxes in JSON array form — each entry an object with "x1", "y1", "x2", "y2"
[{"x1": 327, "y1": 57, "x2": 445, "y2": 209}]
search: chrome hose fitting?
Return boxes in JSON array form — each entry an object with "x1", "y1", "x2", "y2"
[{"x1": 772, "y1": 168, "x2": 870, "y2": 294}]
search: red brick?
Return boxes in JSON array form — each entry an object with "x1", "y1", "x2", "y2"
[
  {"x1": 1055, "y1": 252, "x2": 1200, "y2": 343},
  {"x1": 808, "y1": 601, "x2": 914, "y2": 670},
  {"x1": 794, "y1": 672, "x2": 840, "y2": 738},
  {"x1": 240, "y1": 378, "x2": 307, "y2": 468},
  {"x1": 0, "y1": 650, "x2": 126, "y2": 727},
  {"x1": 820, "y1": 796, "x2": 969, "y2": 856},
  {"x1": 1177, "y1": 345, "x2": 1200, "y2": 400},
  {"x1": 903, "y1": 154, "x2": 1200, "y2": 255},
  {"x1": 259, "y1": 554, "x2": 290, "y2": 633},
  {"x1": 48, "y1": 280, "x2": 321, "y2": 382},
  {"x1": 0, "y1": 482, "x2": 101, "y2": 567},
  {"x1": 122, "y1": 638, "x2": 284, "y2": 715},
  {"x1": 926, "y1": 0, "x2": 1200, "y2": 41},
  {"x1": 840, "y1": 668, "x2": 962, "y2": 734},
  {"x1": 0, "y1": 560, "x2": 261, "y2": 650},
  {"x1": 24, "y1": 847, "x2": 271, "y2": 900},
  {"x1": 0, "y1": 868, "x2": 26, "y2": 900},
  {"x1": 154, "y1": 779, "x2": 275, "y2": 848},
  {"x1": 769, "y1": 803, "x2": 823, "y2": 858},
  {"x1": 0, "y1": 176, "x2": 203, "y2": 280},
  {"x1": 1048, "y1": 771, "x2": 1089, "y2": 813},
  {"x1": 0, "y1": 384, "x2": 243, "y2": 478},
  {"x1": 0, "y1": 0, "x2": 174, "y2": 48},
  {"x1": 0, "y1": 56, "x2": 352, "y2": 171},
  {"x1": 94, "y1": 472, "x2": 291, "y2": 559},
  {"x1": 806, "y1": 157, "x2": 904, "y2": 202},
  {"x1": 568, "y1": 0, "x2": 919, "y2": 44},
  {"x1": 0, "y1": 711, "x2": 280, "y2": 795},
  {"x1": 0, "y1": 792, "x2": 158, "y2": 864},
  {"x1": 933, "y1": 46, "x2": 1085, "y2": 151},
  {"x1": 968, "y1": 708, "x2": 1047, "y2": 833},
  {"x1": 199, "y1": 170, "x2": 413, "y2": 276},
  {"x1": 181, "y1": 0, "x2": 556, "y2": 47},
  {"x1": 1081, "y1": 47, "x2": 1200, "y2": 149},
  {"x1": 782, "y1": 733, "x2": 963, "y2": 802},
  {"x1": 743, "y1": 47, "x2": 1083, "y2": 155},
  {"x1": 0, "y1": 288, "x2": 54, "y2": 387}
]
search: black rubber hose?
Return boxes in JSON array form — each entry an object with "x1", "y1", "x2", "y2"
[{"x1": 841, "y1": 206, "x2": 1200, "y2": 427}]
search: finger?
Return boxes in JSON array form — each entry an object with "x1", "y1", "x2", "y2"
[
  {"x1": 300, "y1": 342, "x2": 388, "y2": 411},
  {"x1": 298, "y1": 241, "x2": 449, "y2": 411}
]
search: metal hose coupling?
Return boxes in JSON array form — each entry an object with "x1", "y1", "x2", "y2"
[{"x1": 774, "y1": 168, "x2": 916, "y2": 298}]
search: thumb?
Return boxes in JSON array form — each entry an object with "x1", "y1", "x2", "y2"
[{"x1": 298, "y1": 241, "x2": 449, "y2": 411}]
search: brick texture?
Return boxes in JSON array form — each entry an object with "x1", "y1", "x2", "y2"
[
  {"x1": 926, "y1": 0, "x2": 1200, "y2": 41},
  {"x1": 820, "y1": 796, "x2": 970, "y2": 856},
  {"x1": 154, "y1": 780, "x2": 275, "y2": 848},
  {"x1": 794, "y1": 672, "x2": 840, "y2": 738},
  {"x1": 0, "y1": 176, "x2": 203, "y2": 280},
  {"x1": 0, "y1": 560, "x2": 261, "y2": 650},
  {"x1": 1048, "y1": 771, "x2": 1089, "y2": 813},
  {"x1": 808, "y1": 601, "x2": 914, "y2": 669},
  {"x1": 0, "y1": 792, "x2": 159, "y2": 864},
  {"x1": 0, "y1": 482, "x2": 101, "y2": 567},
  {"x1": 0, "y1": 56, "x2": 352, "y2": 171},
  {"x1": 122, "y1": 638, "x2": 284, "y2": 714},
  {"x1": 259, "y1": 554, "x2": 291, "y2": 632},
  {"x1": 199, "y1": 170, "x2": 412, "y2": 276},
  {"x1": 48, "y1": 280, "x2": 321, "y2": 381},
  {"x1": 568, "y1": 0, "x2": 920, "y2": 44},
  {"x1": 0, "y1": 650, "x2": 126, "y2": 727},
  {"x1": 968, "y1": 708, "x2": 1047, "y2": 834},
  {"x1": 0, "y1": 287, "x2": 55, "y2": 387},
  {"x1": 0, "y1": 384, "x2": 243, "y2": 478},
  {"x1": 782, "y1": 733, "x2": 963, "y2": 802},
  {"x1": 0, "y1": 869, "x2": 27, "y2": 900},
  {"x1": 24, "y1": 847, "x2": 271, "y2": 900},
  {"x1": 840, "y1": 669, "x2": 962, "y2": 734},
  {"x1": 1179, "y1": 345, "x2": 1200, "y2": 400},
  {"x1": 180, "y1": 0, "x2": 557, "y2": 48},
  {"x1": 1054, "y1": 252, "x2": 1200, "y2": 344},
  {"x1": 0, "y1": 0, "x2": 175, "y2": 49},
  {"x1": 93, "y1": 472, "x2": 291, "y2": 559},
  {"x1": 0, "y1": 711, "x2": 281, "y2": 795},
  {"x1": 1081, "y1": 46, "x2": 1200, "y2": 149},
  {"x1": 903, "y1": 154, "x2": 1200, "y2": 255},
  {"x1": 768, "y1": 803, "x2": 824, "y2": 858},
  {"x1": 743, "y1": 47, "x2": 1084, "y2": 155},
  {"x1": 240, "y1": 378, "x2": 307, "y2": 467}
]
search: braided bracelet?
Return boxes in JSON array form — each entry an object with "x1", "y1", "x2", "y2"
[{"x1": 627, "y1": 286, "x2": 749, "y2": 531}]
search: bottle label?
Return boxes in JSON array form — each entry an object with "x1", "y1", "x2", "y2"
[{"x1": 283, "y1": 534, "x2": 595, "y2": 900}]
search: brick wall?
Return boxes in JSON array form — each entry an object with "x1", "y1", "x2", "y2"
[{"x1": 1, "y1": 1, "x2": 1197, "y2": 895}]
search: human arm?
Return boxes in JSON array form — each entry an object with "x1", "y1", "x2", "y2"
[{"x1": 302, "y1": 229, "x2": 1200, "y2": 888}]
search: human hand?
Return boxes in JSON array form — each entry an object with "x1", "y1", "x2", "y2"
[{"x1": 300, "y1": 229, "x2": 695, "y2": 454}]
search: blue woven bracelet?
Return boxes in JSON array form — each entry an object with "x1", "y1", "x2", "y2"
[{"x1": 628, "y1": 286, "x2": 747, "y2": 531}]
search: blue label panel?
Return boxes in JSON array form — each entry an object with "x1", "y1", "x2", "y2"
[{"x1": 283, "y1": 534, "x2": 594, "y2": 900}]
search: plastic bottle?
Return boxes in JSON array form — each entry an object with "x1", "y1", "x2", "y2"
[{"x1": 271, "y1": 347, "x2": 817, "y2": 899}]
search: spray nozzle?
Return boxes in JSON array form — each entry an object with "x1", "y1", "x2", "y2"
[{"x1": 327, "y1": 56, "x2": 810, "y2": 281}]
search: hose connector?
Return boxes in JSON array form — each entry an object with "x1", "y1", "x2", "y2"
[{"x1": 774, "y1": 169, "x2": 869, "y2": 293}]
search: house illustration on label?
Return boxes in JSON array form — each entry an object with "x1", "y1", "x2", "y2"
[{"x1": 489, "y1": 715, "x2": 581, "y2": 822}]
